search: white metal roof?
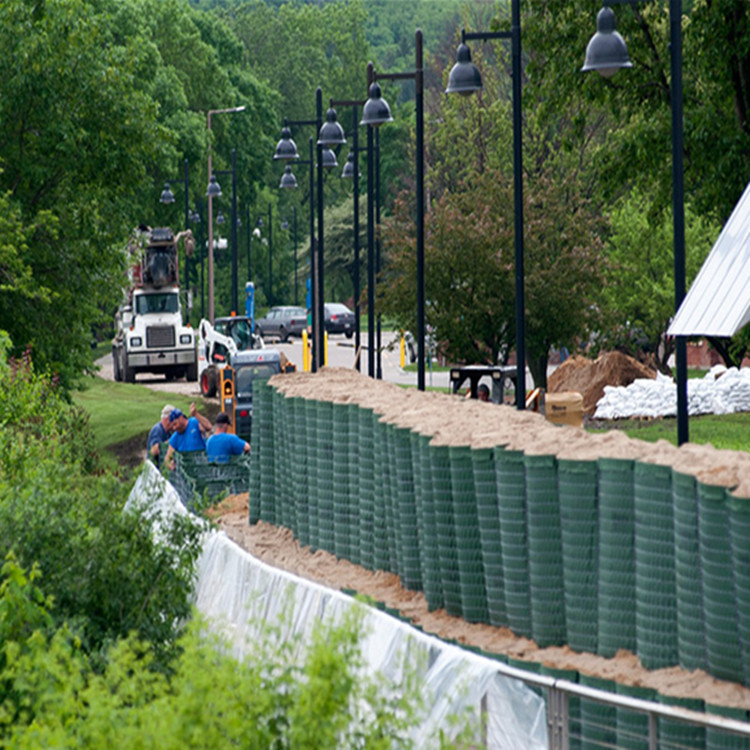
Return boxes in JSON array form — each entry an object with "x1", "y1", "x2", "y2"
[{"x1": 668, "y1": 181, "x2": 750, "y2": 337}]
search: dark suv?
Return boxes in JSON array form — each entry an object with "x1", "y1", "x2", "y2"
[
  {"x1": 255, "y1": 306, "x2": 308, "y2": 342},
  {"x1": 324, "y1": 303, "x2": 354, "y2": 337}
]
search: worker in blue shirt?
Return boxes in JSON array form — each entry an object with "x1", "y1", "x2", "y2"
[
  {"x1": 206, "y1": 412, "x2": 250, "y2": 463},
  {"x1": 164, "y1": 403, "x2": 212, "y2": 470}
]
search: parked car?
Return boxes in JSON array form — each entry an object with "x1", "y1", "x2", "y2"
[
  {"x1": 255, "y1": 306, "x2": 308, "y2": 342},
  {"x1": 324, "y1": 303, "x2": 355, "y2": 337}
]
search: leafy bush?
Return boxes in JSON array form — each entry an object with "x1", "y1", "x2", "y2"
[{"x1": 0, "y1": 332, "x2": 202, "y2": 671}]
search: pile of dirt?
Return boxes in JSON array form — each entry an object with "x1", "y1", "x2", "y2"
[{"x1": 547, "y1": 351, "x2": 657, "y2": 415}]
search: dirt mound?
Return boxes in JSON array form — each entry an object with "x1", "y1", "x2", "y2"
[{"x1": 547, "y1": 351, "x2": 656, "y2": 415}]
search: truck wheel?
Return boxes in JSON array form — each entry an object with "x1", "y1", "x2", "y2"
[
  {"x1": 201, "y1": 367, "x2": 218, "y2": 398},
  {"x1": 122, "y1": 355, "x2": 136, "y2": 384},
  {"x1": 186, "y1": 359, "x2": 198, "y2": 382},
  {"x1": 279, "y1": 326, "x2": 288, "y2": 343},
  {"x1": 112, "y1": 347, "x2": 121, "y2": 381}
]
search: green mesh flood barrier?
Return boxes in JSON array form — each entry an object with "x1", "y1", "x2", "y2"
[
  {"x1": 285, "y1": 397, "x2": 303, "y2": 540},
  {"x1": 495, "y1": 446, "x2": 532, "y2": 638},
  {"x1": 271, "y1": 387, "x2": 288, "y2": 528},
  {"x1": 172, "y1": 450, "x2": 250, "y2": 509},
  {"x1": 432, "y1": 443, "x2": 462, "y2": 617},
  {"x1": 357, "y1": 407, "x2": 376, "y2": 570},
  {"x1": 473, "y1": 446, "x2": 506, "y2": 628},
  {"x1": 410, "y1": 431, "x2": 428, "y2": 596},
  {"x1": 418, "y1": 433, "x2": 444, "y2": 611},
  {"x1": 698, "y1": 481, "x2": 742, "y2": 684},
  {"x1": 524, "y1": 453, "x2": 566, "y2": 647},
  {"x1": 728, "y1": 493, "x2": 750, "y2": 687},
  {"x1": 597, "y1": 457, "x2": 636, "y2": 657},
  {"x1": 578, "y1": 674, "x2": 617, "y2": 750},
  {"x1": 705, "y1": 704, "x2": 750, "y2": 750},
  {"x1": 295, "y1": 398, "x2": 312, "y2": 547},
  {"x1": 634, "y1": 461, "x2": 678, "y2": 670},
  {"x1": 316, "y1": 400, "x2": 335, "y2": 554},
  {"x1": 394, "y1": 426, "x2": 421, "y2": 590},
  {"x1": 672, "y1": 469, "x2": 705, "y2": 672},
  {"x1": 449, "y1": 445, "x2": 488, "y2": 624},
  {"x1": 303, "y1": 399, "x2": 319, "y2": 550},
  {"x1": 257, "y1": 379, "x2": 276, "y2": 524},
  {"x1": 332, "y1": 403, "x2": 351, "y2": 560},
  {"x1": 382, "y1": 421, "x2": 399, "y2": 575},
  {"x1": 558, "y1": 458, "x2": 598, "y2": 654},
  {"x1": 371, "y1": 416, "x2": 392, "y2": 573},
  {"x1": 346, "y1": 403, "x2": 361, "y2": 565},
  {"x1": 657, "y1": 693, "x2": 705, "y2": 749},
  {"x1": 248, "y1": 385, "x2": 262, "y2": 524},
  {"x1": 616, "y1": 683, "x2": 656, "y2": 750}
]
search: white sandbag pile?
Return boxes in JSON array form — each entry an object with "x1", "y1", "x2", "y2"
[{"x1": 594, "y1": 365, "x2": 750, "y2": 419}]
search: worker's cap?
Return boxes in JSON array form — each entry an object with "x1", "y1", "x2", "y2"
[
  {"x1": 161, "y1": 404, "x2": 177, "y2": 420},
  {"x1": 215, "y1": 412, "x2": 231, "y2": 425},
  {"x1": 168, "y1": 409, "x2": 185, "y2": 423}
]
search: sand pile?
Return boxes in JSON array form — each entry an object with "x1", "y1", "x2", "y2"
[{"x1": 548, "y1": 352, "x2": 657, "y2": 415}]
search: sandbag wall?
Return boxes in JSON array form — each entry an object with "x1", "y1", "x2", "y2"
[{"x1": 249, "y1": 371, "x2": 750, "y2": 701}]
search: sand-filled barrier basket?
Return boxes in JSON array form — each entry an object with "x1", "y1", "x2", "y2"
[
  {"x1": 332, "y1": 402, "x2": 351, "y2": 560},
  {"x1": 558, "y1": 458, "x2": 598, "y2": 653},
  {"x1": 432, "y1": 442, "x2": 462, "y2": 617},
  {"x1": 315, "y1": 400, "x2": 335, "y2": 553},
  {"x1": 449, "y1": 445, "x2": 488, "y2": 624},
  {"x1": 672, "y1": 469, "x2": 705, "y2": 672},
  {"x1": 705, "y1": 704, "x2": 750, "y2": 750},
  {"x1": 524, "y1": 452, "x2": 566, "y2": 647},
  {"x1": 394, "y1": 426, "x2": 421, "y2": 590},
  {"x1": 473, "y1": 446, "x2": 506, "y2": 627},
  {"x1": 371, "y1": 413, "x2": 391, "y2": 573},
  {"x1": 287, "y1": 396, "x2": 307, "y2": 542},
  {"x1": 578, "y1": 673, "x2": 617, "y2": 749},
  {"x1": 257, "y1": 380, "x2": 277, "y2": 524},
  {"x1": 248, "y1": 385, "x2": 263, "y2": 524},
  {"x1": 657, "y1": 693, "x2": 705, "y2": 749},
  {"x1": 382, "y1": 422, "x2": 399, "y2": 575},
  {"x1": 416, "y1": 432, "x2": 444, "y2": 611},
  {"x1": 597, "y1": 457, "x2": 637, "y2": 657},
  {"x1": 615, "y1": 682, "x2": 656, "y2": 750},
  {"x1": 495, "y1": 446, "x2": 532, "y2": 638},
  {"x1": 303, "y1": 398, "x2": 321, "y2": 550},
  {"x1": 409, "y1": 430, "x2": 427, "y2": 592},
  {"x1": 357, "y1": 406, "x2": 376, "y2": 569},
  {"x1": 346, "y1": 403, "x2": 361, "y2": 565},
  {"x1": 271, "y1": 387, "x2": 288, "y2": 527},
  {"x1": 728, "y1": 492, "x2": 750, "y2": 686},
  {"x1": 634, "y1": 461, "x2": 678, "y2": 669},
  {"x1": 699, "y1": 481, "x2": 742, "y2": 684}
]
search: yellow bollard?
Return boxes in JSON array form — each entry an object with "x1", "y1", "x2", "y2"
[
  {"x1": 324, "y1": 331, "x2": 329, "y2": 367},
  {"x1": 302, "y1": 329, "x2": 310, "y2": 372},
  {"x1": 400, "y1": 333, "x2": 406, "y2": 368}
]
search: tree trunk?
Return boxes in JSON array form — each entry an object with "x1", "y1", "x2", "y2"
[{"x1": 527, "y1": 352, "x2": 549, "y2": 391}]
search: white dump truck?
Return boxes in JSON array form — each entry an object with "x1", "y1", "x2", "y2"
[{"x1": 112, "y1": 226, "x2": 197, "y2": 383}]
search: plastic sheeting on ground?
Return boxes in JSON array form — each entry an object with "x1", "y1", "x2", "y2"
[
  {"x1": 127, "y1": 461, "x2": 549, "y2": 750},
  {"x1": 594, "y1": 365, "x2": 750, "y2": 419}
]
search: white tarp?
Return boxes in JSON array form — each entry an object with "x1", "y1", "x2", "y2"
[
  {"x1": 669, "y1": 180, "x2": 750, "y2": 336},
  {"x1": 128, "y1": 462, "x2": 549, "y2": 749}
]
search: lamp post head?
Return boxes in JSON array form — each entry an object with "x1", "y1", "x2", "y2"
[
  {"x1": 319, "y1": 147, "x2": 338, "y2": 169},
  {"x1": 274, "y1": 127, "x2": 300, "y2": 160},
  {"x1": 206, "y1": 174, "x2": 222, "y2": 198},
  {"x1": 279, "y1": 165, "x2": 298, "y2": 189},
  {"x1": 341, "y1": 151, "x2": 360, "y2": 179},
  {"x1": 189, "y1": 210, "x2": 201, "y2": 223},
  {"x1": 582, "y1": 6, "x2": 633, "y2": 78},
  {"x1": 281, "y1": 218, "x2": 289, "y2": 231},
  {"x1": 160, "y1": 182, "x2": 176, "y2": 204},
  {"x1": 446, "y1": 42, "x2": 483, "y2": 95},
  {"x1": 318, "y1": 107, "x2": 347, "y2": 146},
  {"x1": 360, "y1": 81, "x2": 393, "y2": 127},
  {"x1": 216, "y1": 211, "x2": 225, "y2": 225}
]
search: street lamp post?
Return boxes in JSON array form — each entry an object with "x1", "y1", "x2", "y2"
[
  {"x1": 362, "y1": 30, "x2": 426, "y2": 390},
  {"x1": 267, "y1": 204, "x2": 273, "y2": 307},
  {"x1": 582, "y1": 0, "x2": 688, "y2": 445},
  {"x1": 206, "y1": 105, "x2": 246, "y2": 323},
  {"x1": 446, "y1": 13, "x2": 526, "y2": 409},
  {"x1": 211, "y1": 149, "x2": 239, "y2": 315},
  {"x1": 159, "y1": 158, "x2": 191, "y2": 310},
  {"x1": 189, "y1": 204, "x2": 203, "y2": 319}
]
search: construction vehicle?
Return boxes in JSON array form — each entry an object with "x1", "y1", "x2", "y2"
[
  {"x1": 197, "y1": 315, "x2": 264, "y2": 398},
  {"x1": 112, "y1": 226, "x2": 197, "y2": 383},
  {"x1": 219, "y1": 349, "x2": 283, "y2": 441}
]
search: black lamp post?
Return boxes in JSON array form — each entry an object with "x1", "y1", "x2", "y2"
[
  {"x1": 159, "y1": 158, "x2": 191, "y2": 309},
  {"x1": 362, "y1": 30, "x2": 426, "y2": 390},
  {"x1": 267, "y1": 204, "x2": 273, "y2": 307},
  {"x1": 582, "y1": 0, "x2": 688, "y2": 446},
  {"x1": 189, "y1": 204, "x2": 203, "y2": 319},
  {"x1": 282, "y1": 209, "x2": 299, "y2": 305},
  {"x1": 447, "y1": 14, "x2": 526, "y2": 410}
]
